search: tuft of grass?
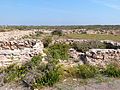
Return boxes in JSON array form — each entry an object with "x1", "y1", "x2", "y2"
[
  {"x1": 48, "y1": 44, "x2": 70, "y2": 60},
  {"x1": 72, "y1": 40, "x2": 106, "y2": 52},
  {"x1": 3, "y1": 64, "x2": 27, "y2": 83},
  {"x1": 76, "y1": 65, "x2": 99, "y2": 79},
  {"x1": 103, "y1": 64, "x2": 120, "y2": 77}
]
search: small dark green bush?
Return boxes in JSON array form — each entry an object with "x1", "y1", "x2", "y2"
[
  {"x1": 29, "y1": 55, "x2": 42, "y2": 67},
  {"x1": 51, "y1": 30, "x2": 63, "y2": 36},
  {"x1": 1, "y1": 55, "x2": 42, "y2": 83},
  {"x1": 4, "y1": 65, "x2": 27, "y2": 83},
  {"x1": 72, "y1": 41, "x2": 106, "y2": 52},
  {"x1": 77, "y1": 65, "x2": 99, "y2": 79},
  {"x1": 42, "y1": 36, "x2": 52, "y2": 48},
  {"x1": 35, "y1": 31, "x2": 43, "y2": 37},
  {"x1": 48, "y1": 44, "x2": 70, "y2": 60},
  {"x1": 31, "y1": 59, "x2": 61, "y2": 88},
  {"x1": 103, "y1": 64, "x2": 120, "y2": 77},
  {"x1": 36, "y1": 66, "x2": 60, "y2": 86}
]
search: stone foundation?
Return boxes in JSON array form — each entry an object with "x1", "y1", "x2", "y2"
[
  {"x1": 0, "y1": 40, "x2": 44, "y2": 67},
  {"x1": 69, "y1": 48, "x2": 120, "y2": 67},
  {"x1": 86, "y1": 49, "x2": 120, "y2": 67},
  {"x1": 37, "y1": 29, "x2": 120, "y2": 35}
]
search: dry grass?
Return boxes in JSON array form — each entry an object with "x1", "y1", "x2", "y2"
[{"x1": 65, "y1": 34, "x2": 120, "y2": 41}]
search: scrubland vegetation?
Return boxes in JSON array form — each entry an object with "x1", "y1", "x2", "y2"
[
  {"x1": 0, "y1": 41, "x2": 120, "y2": 89},
  {"x1": 0, "y1": 25, "x2": 120, "y2": 89},
  {"x1": 1, "y1": 25, "x2": 120, "y2": 30},
  {"x1": 72, "y1": 41, "x2": 107, "y2": 52}
]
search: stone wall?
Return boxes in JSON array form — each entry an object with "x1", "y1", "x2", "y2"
[
  {"x1": 0, "y1": 40, "x2": 44, "y2": 67},
  {"x1": 37, "y1": 29, "x2": 120, "y2": 35},
  {"x1": 53, "y1": 39, "x2": 91, "y2": 44},
  {"x1": 53, "y1": 39, "x2": 120, "y2": 48},
  {"x1": 86, "y1": 49, "x2": 120, "y2": 67},
  {"x1": 69, "y1": 48, "x2": 120, "y2": 67},
  {"x1": 62, "y1": 29, "x2": 120, "y2": 35}
]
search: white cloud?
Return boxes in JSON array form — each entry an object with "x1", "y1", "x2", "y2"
[
  {"x1": 104, "y1": 3, "x2": 120, "y2": 10},
  {"x1": 90, "y1": 0, "x2": 120, "y2": 10}
]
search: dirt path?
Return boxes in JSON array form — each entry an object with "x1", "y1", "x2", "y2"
[{"x1": 52, "y1": 78, "x2": 120, "y2": 90}]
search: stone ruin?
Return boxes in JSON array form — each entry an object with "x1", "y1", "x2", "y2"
[
  {"x1": 53, "y1": 39, "x2": 90, "y2": 44},
  {"x1": 0, "y1": 40, "x2": 44, "y2": 67},
  {"x1": 36, "y1": 29, "x2": 120, "y2": 35},
  {"x1": 86, "y1": 49, "x2": 120, "y2": 67},
  {"x1": 62, "y1": 29, "x2": 120, "y2": 35},
  {"x1": 69, "y1": 48, "x2": 120, "y2": 67},
  {"x1": 53, "y1": 39, "x2": 120, "y2": 48}
]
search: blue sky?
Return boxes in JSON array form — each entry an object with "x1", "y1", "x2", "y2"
[{"x1": 0, "y1": 0, "x2": 120, "y2": 25}]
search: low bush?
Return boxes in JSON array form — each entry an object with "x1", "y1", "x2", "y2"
[
  {"x1": 72, "y1": 41, "x2": 106, "y2": 52},
  {"x1": 42, "y1": 36, "x2": 52, "y2": 48},
  {"x1": 0, "y1": 55, "x2": 42, "y2": 84},
  {"x1": 63, "y1": 66, "x2": 78, "y2": 78},
  {"x1": 35, "y1": 31, "x2": 43, "y2": 37},
  {"x1": 77, "y1": 65, "x2": 99, "y2": 79},
  {"x1": 0, "y1": 55, "x2": 61, "y2": 88},
  {"x1": 51, "y1": 30, "x2": 63, "y2": 36},
  {"x1": 3, "y1": 64, "x2": 27, "y2": 83},
  {"x1": 48, "y1": 44, "x2": 70, "y2": 60},
  {"x1": 103, "y1": 64, "x2": 120, "y2": 77},
  {"x1": 36, "y1": 66, "x2": 60, "y2": 87},
  {"x1": 30, "y1": 59, "x2": 61, "y2": 88}
]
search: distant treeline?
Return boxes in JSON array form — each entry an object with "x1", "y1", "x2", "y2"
[{"x1": 0, "y1": 25, "x2": 120, "y2": 30}]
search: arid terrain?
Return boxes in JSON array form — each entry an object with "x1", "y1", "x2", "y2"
[{"x1": 0, "y1": 26, "x2": 120, "y2": 90}]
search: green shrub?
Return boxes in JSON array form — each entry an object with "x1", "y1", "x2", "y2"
[
  {"x1": 42, "y1": 36, "x2": 52, "y2": 48},
  {"x1": 77, "y1": 65, "x2": 99, "y2": 79},
  {"x1": 35, "y1": 31, "x2": 43, "y2": 37},
  {"x1": 0, "y1": 55, "x2": 62, "y2": 88},
  {"x1": 4, "y1": 65, "x2": 27, "y2": 83},
  {"x1": 72, "y1": 41, "x2": 106, "y2": 52},
  {"x1": 1, "y1": 55, "x2": 42, "y2": 83},
  {"x1": 103, "y1": 64, "x2": 120, "y2": 77},
  {"x1": 48, "y1": 44, "x2": 70, "y2": 60},
  {"x1": 29, "y1": 55, "x2": 42, "y2": 67},
  {"x1": 36, "y1": 66, "x2": 60, "y2": 86},
  {"x1": 51, "y1": 30, "x2": 63, "y2": 36},
  {"x1": 31, "y1": 59, "x2": 61, "y2": 88},
  {"x1": 63, "y1": 66, "x2": 78, "y2": 78},
  {"x1": 23, "y1": 56, "x2": 61, "y2": 88}
]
